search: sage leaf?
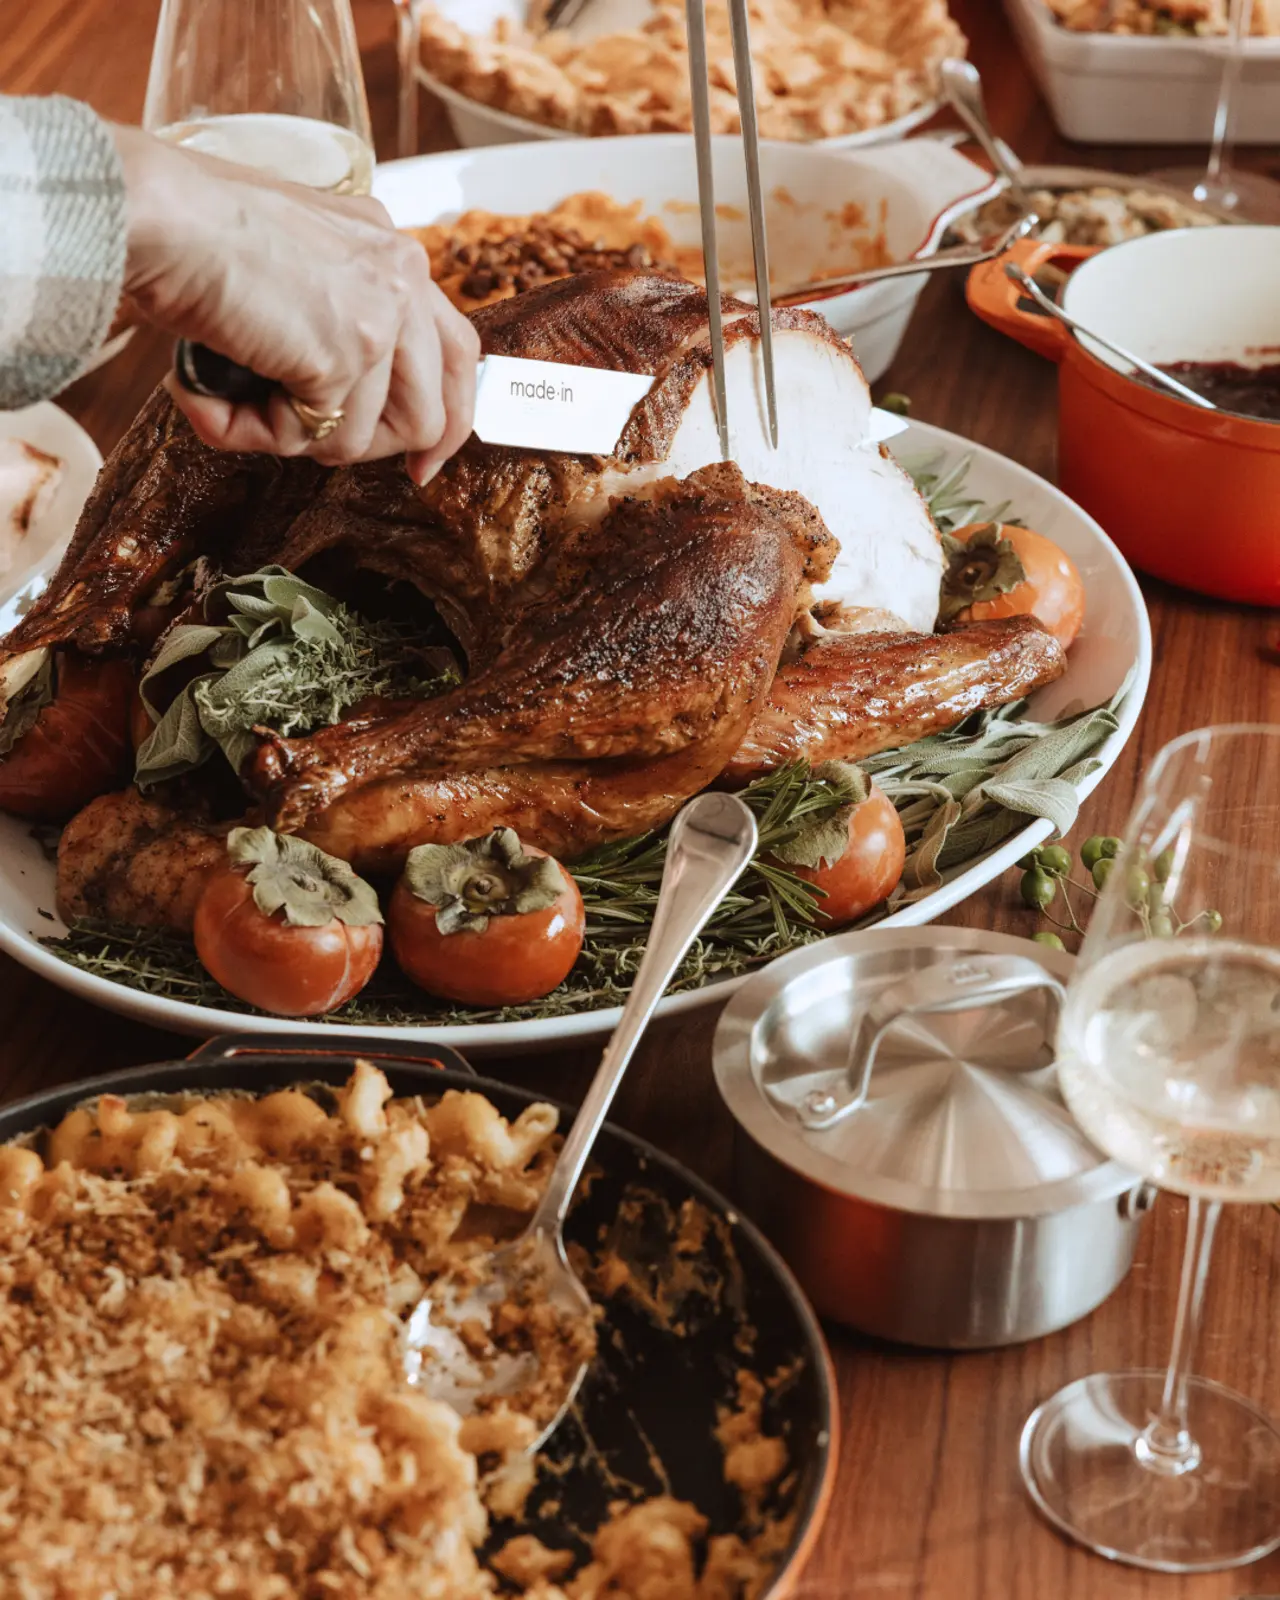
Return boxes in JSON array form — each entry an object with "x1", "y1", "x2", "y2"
[
  {"x1": 140, "y1": 624, "x2": 227, "y2": 717},
  {"x1": 289, "y1": 596, "x2": 344, "y2": 649},
  {"x1": 136, "y1": 680, "x2": 215, "y2": 788},
  {"x1": 0, "y1": 649, "x2": 54, "y2": 757}
]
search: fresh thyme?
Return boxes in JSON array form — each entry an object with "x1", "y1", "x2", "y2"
[{"x1": 43, "y1": 762, "x2": 853, "y2": 1026}]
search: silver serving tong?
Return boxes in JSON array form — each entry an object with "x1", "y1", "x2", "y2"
[{"x1": 686, "y1": 0, "x2": 777, "y2": 458}]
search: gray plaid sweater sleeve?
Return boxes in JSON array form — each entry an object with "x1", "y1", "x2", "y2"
[{"x1": 0, "y1": 95, "x2": 126, "y2": 410}]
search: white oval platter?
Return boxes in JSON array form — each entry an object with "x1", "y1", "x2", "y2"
[{"x1": 0, "y1": 419, "x2": 1150, "y2": 1057}]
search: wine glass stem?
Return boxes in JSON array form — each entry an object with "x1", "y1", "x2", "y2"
[
  {"x1": 1203, "y1": 0, "x2": 1253, "y2": 193},
  {"x1": 395, "y1": 0, "x2": 425, "y2": 161},
  {"x1": 1136, "y1": 1196, "x2": 1222, "y2": 1476}
]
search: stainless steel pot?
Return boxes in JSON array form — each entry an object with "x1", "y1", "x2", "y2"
[{"x1": 713, "y1": 928, "x2": 1155, "y2": 1350}]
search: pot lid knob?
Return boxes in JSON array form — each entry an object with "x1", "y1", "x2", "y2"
[{"x1": 797, "y1": 954, "x2": 1066, "y2": 1132}]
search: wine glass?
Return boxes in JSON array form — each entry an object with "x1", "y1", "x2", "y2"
[
  {"x1": 1149, "y1": 0, "x2": 1280, "y2": 221},
  {"x1": 1020, "y1": 724, "x2": 1280, "y2": 1572},
  {"x1": 143, "y1": 0, "x2": 375, "y2": 195}
]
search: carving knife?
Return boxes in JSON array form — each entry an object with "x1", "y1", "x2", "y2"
[
  {"x1": 173, "y1": 340, "x2": 909, "y2": 455},
  {"x1": 173, "y1": 341, "x2": 655, "y2": 456}
]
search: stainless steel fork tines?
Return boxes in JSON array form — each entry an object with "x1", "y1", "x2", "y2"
[{"x1": 685, "y1": 0, "x2": 780, "y2": 459}]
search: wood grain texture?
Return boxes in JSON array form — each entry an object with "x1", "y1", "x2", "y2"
[{"x1": 3, "y1": 2, "x2": 1280, "y2": 1594}]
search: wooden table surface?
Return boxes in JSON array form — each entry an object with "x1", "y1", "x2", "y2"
[{"x1": 4, "y1": 3, "x2": 1280, "y2": 1595}]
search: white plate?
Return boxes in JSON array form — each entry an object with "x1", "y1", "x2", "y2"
[
  {"x1": 377, "y1": 135, "x2": 996, "y2": 382},
  {"x1": 0, "y1": 404, "x2": 102, "y2": 613},
  {"x1": 0, "y1": 420, "x2": 1151, "y2": 1056}
]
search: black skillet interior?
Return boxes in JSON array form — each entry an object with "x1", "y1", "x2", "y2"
[{"x1": 0, "y1": 1041, "x2": 834, "y2": 1592}]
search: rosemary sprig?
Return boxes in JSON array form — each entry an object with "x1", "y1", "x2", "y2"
[{"x1": 904, "y1": 450, "x2": 1019, "y2": 537}]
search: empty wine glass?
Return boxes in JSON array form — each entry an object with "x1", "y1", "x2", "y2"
[
  {"x1": 1149, "y1": 0, "x2": 1280, "y2": 220},
  {"x1": 1020, "y1": 724, "x2": 1280, "y2": 1572},
  {"x1": 144, "y1": 0, "x2": 375, "y2": 195}
]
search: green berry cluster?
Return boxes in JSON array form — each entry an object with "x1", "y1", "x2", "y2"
[{"x1": 1017, "y1": 836, "x2": 1223, "y2": 951}]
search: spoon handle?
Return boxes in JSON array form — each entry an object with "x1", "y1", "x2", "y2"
[
  {"x1": 1004, "y1": 264, "x2": 1216, "y2": 412},
  {"x1": 939, "y1": 59, "x2": 1032, "y2": 214},
  {"x1": 776, "y1": 213, "x2": 1036, "y2": 303},
  {"x1": 530, "y1": 792, "x2": 758, "y2": 1234}
]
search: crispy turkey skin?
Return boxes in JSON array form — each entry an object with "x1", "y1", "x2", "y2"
[
  {"x1": 0, "y1": 270, "x2": 1071, "y2": 932},
  {"x1": 253, "y1": 464, "x2": 832, "y2": 833}
]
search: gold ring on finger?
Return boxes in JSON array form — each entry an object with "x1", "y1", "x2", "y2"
[{"x1": 287, "y1": 395, "x2": 345, "y2": 443}]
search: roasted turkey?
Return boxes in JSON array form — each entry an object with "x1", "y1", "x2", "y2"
[{"x1": 0, "y1": 272, "x2": 1065, "y2": 925}]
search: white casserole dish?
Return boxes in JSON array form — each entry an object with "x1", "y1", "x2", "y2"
[
  {"x1": 374, "y1": 135, "x2": 995, "y2": 382},
  {"x1": 411, "y1": 0, "x2": 945, "y2": 151},
  {"x1": 1004, "y1": 0, "x2": 1280, "y2": 145}
]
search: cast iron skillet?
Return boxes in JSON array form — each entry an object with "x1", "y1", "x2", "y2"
[{"x1": 0, "y1": 1033, "x2": 837, "y2": 1596}]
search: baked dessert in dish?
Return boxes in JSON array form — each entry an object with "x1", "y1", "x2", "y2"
[
  {"x1": 1045, "y1": 0, "x2": 1280, "y2": 33},
  {"x1": 419, "y1": 0, "x2": 966, "y2": 141},
  {"x1": 0, "y1": 1062, "x2": 789, "y2": 1598}
]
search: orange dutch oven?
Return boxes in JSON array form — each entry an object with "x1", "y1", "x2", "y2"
[{"x1": 967, "y1": 228, "x2": 1280, "y2": 606}]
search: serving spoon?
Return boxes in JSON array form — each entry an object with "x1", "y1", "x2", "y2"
[
  {"x1": 761, "y1": 212, "x2": 1037, "y2": 306},
  {"x1": 403, "y1": 790, "x2": 759, "y2": 1447},
  {"x1": 1003, "y1": 263, "x2": 1218, "y2": 412}
]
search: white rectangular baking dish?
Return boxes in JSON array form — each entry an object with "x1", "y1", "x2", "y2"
[{"x1": 1005, "y1": 0, "x2": 1280, "y2": 144}]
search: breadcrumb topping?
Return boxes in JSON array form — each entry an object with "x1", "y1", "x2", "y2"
[{"x1": 0, "y1": 1065, "x2": 789, "y2": 1599}]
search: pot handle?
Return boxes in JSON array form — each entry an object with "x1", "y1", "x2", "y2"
[
  {"x1": 187, "y1": 1031, "x2": 476, "y2": 1077},
  {"x1": 965, "y1": 236, "x2": 1096, "y2": 364},
  {"x1": 797, "y1": 955, "x2": 1066, "y2": 1131}
]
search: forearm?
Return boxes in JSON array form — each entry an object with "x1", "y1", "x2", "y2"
[{"x1": 0, "y1": 95, "x2": 126, "y2": 410}]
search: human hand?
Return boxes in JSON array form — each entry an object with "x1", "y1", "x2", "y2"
[{"x1": 112, "y1": 126, "x2": 479, "y2": 485}]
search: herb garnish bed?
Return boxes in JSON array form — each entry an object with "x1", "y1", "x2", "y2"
[{"x1": 39, "y1": 456, "x2": 1131, "y2": 1029}]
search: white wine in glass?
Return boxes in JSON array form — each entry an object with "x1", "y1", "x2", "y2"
[
  {"x1": 1021, "y1": 723, "x2": 1280, "y2": 1573},
  {"x1": 143, "y1": 0, "x2": 375, "y2": 196}
]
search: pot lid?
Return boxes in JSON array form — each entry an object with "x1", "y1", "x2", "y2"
[{"x1": 712, "y1": 927, "x2": 1139, "y2": 1221}]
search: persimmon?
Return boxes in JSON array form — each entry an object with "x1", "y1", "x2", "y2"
[
  {"x1": 389, "y1": 829, "x2": 584, "y2": 1006},
  {"x1": 768, "y1": 768, "x2": 905, "y2": 927},
  {"x1": 194, "y1": 827, "x2": 383, "y2": 1017},
  {"x1": 942, "y1": 522, "x2": 1085, "y2": 649}
]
